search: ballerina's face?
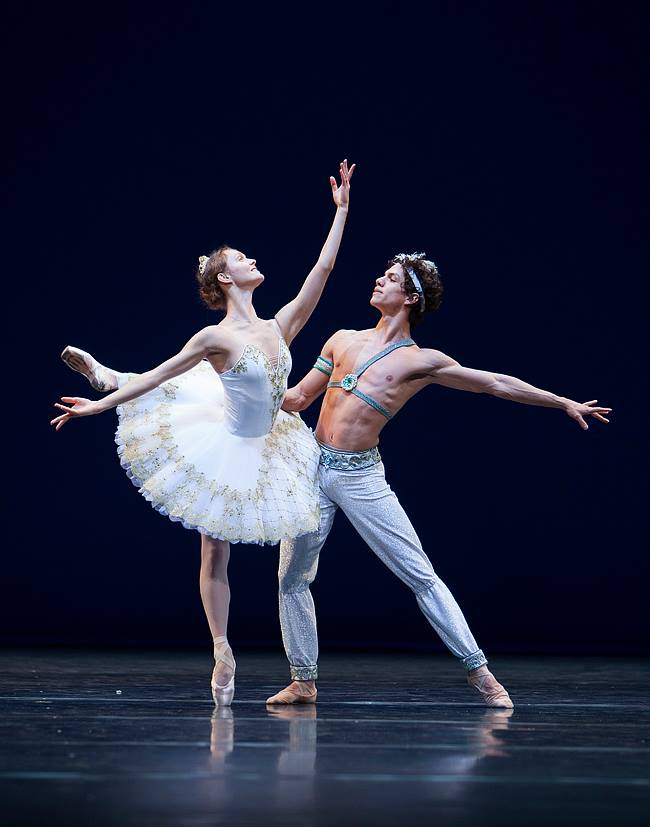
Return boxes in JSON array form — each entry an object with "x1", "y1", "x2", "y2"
[
  {"x1": 223, "y1": 249, "x2": 265, "y2": 288},
  {"x1": 370, "y1": 264, "x2": 417, "y2": 313}
]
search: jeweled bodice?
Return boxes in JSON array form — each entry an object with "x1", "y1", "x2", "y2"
[{"x1": 218, "y1": 338, "x2": 291, "y2": 437}]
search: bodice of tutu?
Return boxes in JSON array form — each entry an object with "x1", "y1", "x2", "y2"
[{"x1": 218, "y1": 338, "x2": 291, "y2": 438}]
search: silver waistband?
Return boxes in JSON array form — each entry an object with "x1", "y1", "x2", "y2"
[{"x1": 317, "y1": 441, "x2": 381, "y2": 471}]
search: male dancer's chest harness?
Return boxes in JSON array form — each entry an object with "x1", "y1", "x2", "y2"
[{"x1": 313, "y1": 338, "x2": 416, "y2": 421}]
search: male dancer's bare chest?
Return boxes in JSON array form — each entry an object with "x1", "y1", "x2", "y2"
[
  {"x1": 331, "y1": 337, "x2": 415, "y2": 405},
  {"x1": 316, "y1": 338, "x2": 420, "y2": 448}
]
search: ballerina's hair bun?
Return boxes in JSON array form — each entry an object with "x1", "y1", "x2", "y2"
[{"x1": 196, "y1": 245, "x2": 232, "y2": 311}]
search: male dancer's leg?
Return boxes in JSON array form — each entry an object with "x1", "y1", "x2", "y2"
[
  {"x1": 331, "y1": 462, "x2": 487, "y2": 670},
  {"x1": 276, "y1": 479, "x2": 338, "y2": 681},
  {"x1": 270, "y1": 459, "x2": 512, "y2": 706},
  {"x1": 330, "y1": 461, "x2": 513, "y2": 706}
]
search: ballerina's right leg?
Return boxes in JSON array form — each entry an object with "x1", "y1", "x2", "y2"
[{"x1": 200, "y1": 536, "x2": 235, "y2": 705}]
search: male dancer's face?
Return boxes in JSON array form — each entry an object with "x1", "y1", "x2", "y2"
[
  {"x1": 222, "y1": 249, "x2": 265, "y2": 288},
  {"x1": 370, "y1": 264, "x2": 416, "y2": 315}
]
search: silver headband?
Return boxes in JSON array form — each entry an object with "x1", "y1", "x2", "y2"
[
  {"x1": 394, "y1": 252, "x2": 438, "y2": 313},
  {"x1": 405, "y1": 265, "x2": 425, "y2": 312}
]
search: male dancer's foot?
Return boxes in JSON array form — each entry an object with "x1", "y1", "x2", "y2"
[
  {"x1": 60, "y1": 346, "x2": 120, "y2": 392},
  {"x1": 467, "y1": 665, "x2": 514, "y2": 708},
  {"x1": 266, "y1": 680, "x2": 317, "y2": 705}
]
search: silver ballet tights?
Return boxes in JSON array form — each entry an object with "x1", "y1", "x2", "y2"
[{"x1": 278, "y1": 460, "x2": 488, "y2": 681}]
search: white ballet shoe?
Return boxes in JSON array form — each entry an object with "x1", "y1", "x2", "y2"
[
  {"x1": 60, "y1": 345, "x2": 119, "y2": 393},
  {"x1": 211, "y1": 636, "x2": 236, "y2": 707}
]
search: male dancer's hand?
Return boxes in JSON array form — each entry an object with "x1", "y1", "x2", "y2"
[
  {"x1": 330, "y1": 158, "x2": 355, "y2": 210},
  {"x1": 564, "y1": 399, "x2": 612, "y2": 430}
]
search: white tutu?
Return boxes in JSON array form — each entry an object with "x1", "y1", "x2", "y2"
[{"x1": 114, "y1": 343, "x2": 321, "y2": 545}]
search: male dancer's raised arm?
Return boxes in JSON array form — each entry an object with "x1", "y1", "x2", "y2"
[{"x1": 275, "y1": 161, "x2": 355, "y2": 345}]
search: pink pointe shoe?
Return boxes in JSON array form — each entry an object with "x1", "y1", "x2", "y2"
[
  {"x1": 211, "y1": 636, "x2": 236, "y2": 707},
  {"x1": 467, "y1": 666, "x2": 514, "y2": 708},
  {"x1": 266, "y1": 681, "x2": 317, "y2": 705},
  {"x1": 60, "y1": 345, "x2": 119, "y2": 392}
]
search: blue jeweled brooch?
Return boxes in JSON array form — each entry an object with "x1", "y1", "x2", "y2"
[{"x1": 341, "y1": 374, "x2": 358, "y2": 391}]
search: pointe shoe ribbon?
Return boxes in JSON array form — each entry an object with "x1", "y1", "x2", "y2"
[
  {"x1": 467, "y1": 666, "x2": 514, "y2": 709},
  {"x1": 266, "y1": 682, "x2": 317, "y2": 705},
  {"x1": 212, "y1": 636, "x2": 236, "y2": 707}
]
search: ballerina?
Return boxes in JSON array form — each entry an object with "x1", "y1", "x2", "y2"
[{"x1": 52, "y1": 159, "x2": 355, "y2": 705}]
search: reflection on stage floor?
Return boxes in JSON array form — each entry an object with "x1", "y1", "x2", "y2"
[{"x1": 1, "y1": 651, "x2": 648, "y2": 825}]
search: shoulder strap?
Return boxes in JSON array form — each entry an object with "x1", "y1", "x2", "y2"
[
  {"x1": 354, "y1": 338, "x2": 415, "y2": 378},
  {"x1": 272, "y1": 317, "x2": 286, "y2": 341}
]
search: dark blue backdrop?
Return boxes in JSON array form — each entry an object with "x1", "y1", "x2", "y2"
[{"x1": 6, "y1": 3, "x2": 648, "y2": 654}]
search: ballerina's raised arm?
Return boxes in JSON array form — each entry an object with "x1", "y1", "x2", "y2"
[{"x1": 274, "y1": 158, "x2": 355, "y2": 346}]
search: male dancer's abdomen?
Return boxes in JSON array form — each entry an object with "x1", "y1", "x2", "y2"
[{"x1": 314, "y1": 392, "x2": 386, "y2": 451}]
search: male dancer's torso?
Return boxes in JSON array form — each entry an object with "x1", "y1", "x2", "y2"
[{"x1": 314, "y1": 329, "x2": 435, "y2": 451}]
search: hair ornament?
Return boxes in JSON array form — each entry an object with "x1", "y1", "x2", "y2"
[{"x1": 198, "y1": 255, "x2": 210, "y2": 275}]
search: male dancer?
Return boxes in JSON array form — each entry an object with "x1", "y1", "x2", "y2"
[{"x1": 266, "y1": 252, "x2": 611, "y2": 708}]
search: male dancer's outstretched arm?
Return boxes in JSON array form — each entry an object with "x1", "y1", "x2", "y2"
[
  {"x1": 421, "y1": 352, "x2": 610, "y2": 430},
  {"x1": 284, "y1": 340, "x2": 611, "y2": 430}
]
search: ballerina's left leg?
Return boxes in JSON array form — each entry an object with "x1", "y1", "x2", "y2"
[{"x1": 200, "y1": 536, "x2": 236, "y2": 705}]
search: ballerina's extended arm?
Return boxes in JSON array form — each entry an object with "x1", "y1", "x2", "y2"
[
  {"x1": 274, "y1": 159, "x2": 355, "y2": 346},
  {"x1": 50, "y1": 326, "x2": 222, "y2": 430},
  {"x1": 423, "y1": 350, "x2": 612, "y2": 430}
]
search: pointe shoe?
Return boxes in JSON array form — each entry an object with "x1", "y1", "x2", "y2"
[
  {"x1": 211, "y1": 636, "x2": 236, "y2": 707},
  {"x1": 467, "y1": 666, "x2": 514, "y2": 708},
  {"x1": 266, "y1": 681, "x2": 317, "y2": 705},
  {"x1": 60, "y1": 345, "x2": 119, "y2": 392}
]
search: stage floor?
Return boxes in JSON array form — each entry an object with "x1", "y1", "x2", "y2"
[{"x1": 1, "y1": 650, "x2": 648, "y2": 826}]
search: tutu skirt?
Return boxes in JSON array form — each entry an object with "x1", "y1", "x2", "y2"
[{"x1": 115, "y1": 361, "x2": 320, "y2": 545}]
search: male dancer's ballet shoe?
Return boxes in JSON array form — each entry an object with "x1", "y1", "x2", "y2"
[
  {"x1": 211, "y1": 636, "x2": 236, "y2": 707},
  {"x1": 467, "y1": 666, "x2": 514, "y2": 708},
  {"x1": 265, "y1": 681, "x2": 317, "y2": 705},
  {"x1": 60, "y1": 345, "x2": 119, "y2": 392}
]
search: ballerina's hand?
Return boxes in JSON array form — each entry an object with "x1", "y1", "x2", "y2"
[
  {"x1": 50, "y1": 397, "x2": 101, "y2": 430},
  {"x1": 330, "y1": 158, "x2": 355, "y2": 209},
  {"x1": 565, "y1": 399, "x2": 612, "y2": 430}
]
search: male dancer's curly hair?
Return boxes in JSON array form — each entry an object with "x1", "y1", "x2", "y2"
[
  {"x1": 196, "y1": 244, "x2": 232, "y2": 311},
  {"x1": 388, "y1": 252, "x2": 444, "y2": 328}
]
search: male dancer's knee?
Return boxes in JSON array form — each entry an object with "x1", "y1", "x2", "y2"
[
  {"x1": 378, "y1": 541, "x2": 440, "y2": 596},
  {"x1": 278, "y1": 538, "x2": 320, "y2": 594}
]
